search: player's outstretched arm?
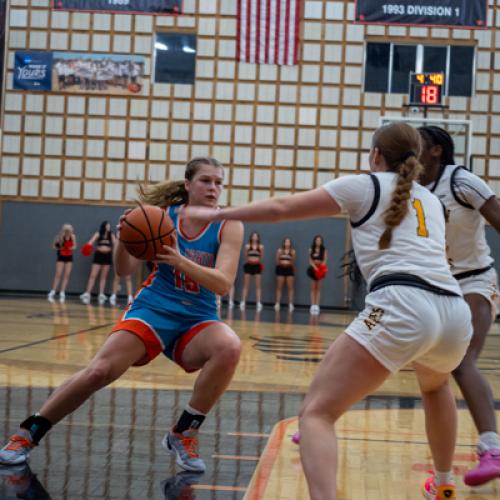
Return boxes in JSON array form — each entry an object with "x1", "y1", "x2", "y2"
[{"x1": 184, "y1": 187, "x2": 341, "y2": 223}]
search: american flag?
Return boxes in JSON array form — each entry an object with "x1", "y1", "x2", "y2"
[{"x1": 237, "y1": 0, "x2": 301, "y2": 66}]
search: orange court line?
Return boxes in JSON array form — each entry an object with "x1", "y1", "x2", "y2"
[
  {"x1": 212, "y1": 454, "x2": 259, "y2": 461},
  {"x1": 244, "y1": 416, "x2": 297, "y2": 500},
  {"x1": 193, "y1": 484, "x2": 247, "y2": 492}
]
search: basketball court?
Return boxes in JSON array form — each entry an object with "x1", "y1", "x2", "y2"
[{"x1": 1, "y1": 296, "x2": 499, "y2": 499}]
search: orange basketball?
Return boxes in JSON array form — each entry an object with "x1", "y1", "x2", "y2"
[
  {"x1": 120, "y1": 205, "x2": 175, "y2": 261},
  {"x1": 127, "y1": 83, "x2": 141, "y2": 93}
]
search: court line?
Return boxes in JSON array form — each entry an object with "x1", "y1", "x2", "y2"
[
  {"x1": 0, "y1": 323, "x2": 114, "y2": 354},
  {"x1": 193, "y1": 484, "x2": 247, "y2": 492},
  {"x1": 227, "y1": 431, "x2": 270, "y2": 437},
  {"x1": 244, "y1": 417, "x2": 294, "y2": 500},
  {"x1": 213, "y1": 454, "x2": 259, "y2": 461}
]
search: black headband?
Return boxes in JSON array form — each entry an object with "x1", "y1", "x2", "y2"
[{"x1": 401, "y1": 151, "x2": 416, "y2": 162}]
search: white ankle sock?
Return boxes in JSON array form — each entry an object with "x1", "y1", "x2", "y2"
[
  {"x1": 185, "y1": 404, "x2": 206, "y2": 417},
  {"x1": 434, "y1": 470, "x2": 454, "y2": 485},
  {"x1": 479, "y1": 431, "x2": 500, "y2": 451}
]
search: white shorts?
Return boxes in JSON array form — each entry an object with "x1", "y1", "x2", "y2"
[
  {"x1": 346, "y1": 286, "x2": 472, "y2": 374},
  {"x1": 458, "y1": 267, "x2": 498, "y2": 319}
]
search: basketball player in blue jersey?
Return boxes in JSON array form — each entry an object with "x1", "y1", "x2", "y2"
[
  {"x1": 0, "y1": 157, "x2": 244, "y2": 474},
  {"x1": 184, "y1": 123, "x2": 472, "y2": 500}
]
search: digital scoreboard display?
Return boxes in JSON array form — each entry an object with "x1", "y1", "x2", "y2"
[{"x1": 409, "y1": 72, "x2": 444, "y2": 106}]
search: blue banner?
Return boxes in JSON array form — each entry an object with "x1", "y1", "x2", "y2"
[
  {"x1": 14, "y1": 52, "x2": 53, "y2": 91},
  {"x1": 14, "y1": 52, "x2": 52, "y2": 90}
]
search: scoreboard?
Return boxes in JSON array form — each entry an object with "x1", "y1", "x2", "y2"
[{"x1": 409, "y1": 72, "x2": 444, "y2": 106}]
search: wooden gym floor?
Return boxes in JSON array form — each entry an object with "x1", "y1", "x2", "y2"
[{"x1": 0, "y1": 295, "x2": 499, "y2": 499}]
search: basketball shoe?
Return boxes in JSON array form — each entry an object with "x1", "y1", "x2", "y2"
[
  {"x1": 464, "y1": 448, "x2": 500, "y2": 486},
  {"x1": 422, "y1": 475, "x2": 456, "y2": 499},
  {"x1": 0, "y1": 432, "x2": 35, "y2": 465},
  {"x1": 162, "y1": 429, "x2": 206, "y2": 472},
  {"x1": 79, "y1": 292, "x2": 90, "y2": 304}
]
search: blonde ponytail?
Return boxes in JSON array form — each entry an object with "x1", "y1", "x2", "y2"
[
  {"x1": 139, "y1": 180, "x2": 188, "y2": 208},
  {"x1": 378, "y1": 156, "x2": 422, "y2": 249},
  {"x1": 371, "y1": 123, "x2": 423, "y2": 249}
]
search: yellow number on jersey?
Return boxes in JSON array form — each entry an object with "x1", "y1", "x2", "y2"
[{"x1": 412, "y1": 198, "x2": 429, "y2": 237}]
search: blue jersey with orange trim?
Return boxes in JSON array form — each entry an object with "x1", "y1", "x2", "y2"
[{"x1": 133, "y1": 204, "x2": 224, "y2": 317}]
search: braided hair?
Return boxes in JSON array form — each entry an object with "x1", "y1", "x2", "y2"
[
  {"x1": 139, "y1": 157, "x2": 224, "y2": 208},
  {"x1": 418, "y1": 125, "x2": 455, "y2": 167},
  {"x1": 373, "y1": 123, "x2": 424, "y2": 250}
]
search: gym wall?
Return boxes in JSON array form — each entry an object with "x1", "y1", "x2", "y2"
[
  {"x1": 0, "y1": 200, "x2": 350, "y2": 308},
  {"x1": 0, "y1": 0, "x2": 499, "y2": 205}
]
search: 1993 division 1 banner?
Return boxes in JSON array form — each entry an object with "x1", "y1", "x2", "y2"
[{"x1": 355, "y1": 0, "x2": 487, "y2": 28}]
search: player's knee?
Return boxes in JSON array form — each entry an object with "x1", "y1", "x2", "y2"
[
  {"x1": 299, "y1": 399, "x2": 339, "y2": 425},
  {"x1": 216, "y1": 336, "x2": 241, "y2": 368}
]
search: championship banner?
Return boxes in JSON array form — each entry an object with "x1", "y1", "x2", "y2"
[
  {"x1": 355, "y1": 0, "x2": 488, "y2": 28},
  {"x1": 14, "y1": 52, "x2": 53, "y2": 91},
  {"x1": 52, "y1": 0, "x2": 182, "y2": 14}
]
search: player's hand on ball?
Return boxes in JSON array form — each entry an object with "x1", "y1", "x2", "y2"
[
  {"x1": 155, "y1": 234, "x2": 182, "y2": 267},
  {"x1": 116, "y1": 208, "x2": 133, "y2": 239}
]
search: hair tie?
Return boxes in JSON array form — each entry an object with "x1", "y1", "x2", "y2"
[{"x1": 401, "y1": 151, "x2": 416, "y2": 162}]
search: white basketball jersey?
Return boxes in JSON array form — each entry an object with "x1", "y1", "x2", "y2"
[
  {"x1": 425, "y1": 165, "x2": 495, "y2": 276},
  {"x1": 323, "y1": 172, "x2": 461, "y2": 295}
]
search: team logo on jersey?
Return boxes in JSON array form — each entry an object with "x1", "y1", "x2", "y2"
[{"x1": 364, "y1": 307, "x2": 385, "y2": 331}]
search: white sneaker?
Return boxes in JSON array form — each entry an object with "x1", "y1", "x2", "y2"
[
  {"x1": 228, "y1": 300, "x2": 234, "y2": 309},
  {"x1": 256, "y1": 302, "x2": 263, "y2": 311},
  {"x1": 274, "y1": 303, "x2": 280, "y2": 311},
  {"x1": 80, "y1": 292, "x2": 90, "y2": 305},
  {"x1": 288, "y1": 303, "x2": 294, "y2": 312},
  {"x1": 310, "y1": 305, "x2": 320, "y2": 315},
  {"x1": 98, "y1": 293, "x2": 107, "y2": 304},
  {"x1": 59, "y1": 291, "x2": 65, "y2": 303},
  {"x1": 127, "y1": 294, "x2": 134, "y2": 304},
  {"x1": 162, "y1": 430, "x2": 206, "y2": 472},
  {"x1": 239, "y1": 301, "x2": 245, "y2": 310},
  {"x1": 47, "y1": 290, "x2": 56, "y2": 303},
  {"x1": 109, "y1": 294, "x2": 117, "y2": 306},
  {"x1": 0, "y1": 432, "x2": 34, "y2": 465}
]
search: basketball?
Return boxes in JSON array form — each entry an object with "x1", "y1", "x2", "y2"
[{"x1": 120, "y1": 205, "x2": 175, "y2": 261}]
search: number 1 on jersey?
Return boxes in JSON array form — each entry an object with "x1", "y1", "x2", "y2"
[{"x1": 412, "y1": 198, "x2": 429, "y2": 237}]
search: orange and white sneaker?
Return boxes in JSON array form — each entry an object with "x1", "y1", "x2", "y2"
[
  {"x1": 0, "y1": 433, "x2": 35, "y2": 465},
  {"x1": 422, "y1": 475, "x2": 456, "y2": 499},
  {"x1": 162, "y1": 429, "x2": 206, "y2": 472}
]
